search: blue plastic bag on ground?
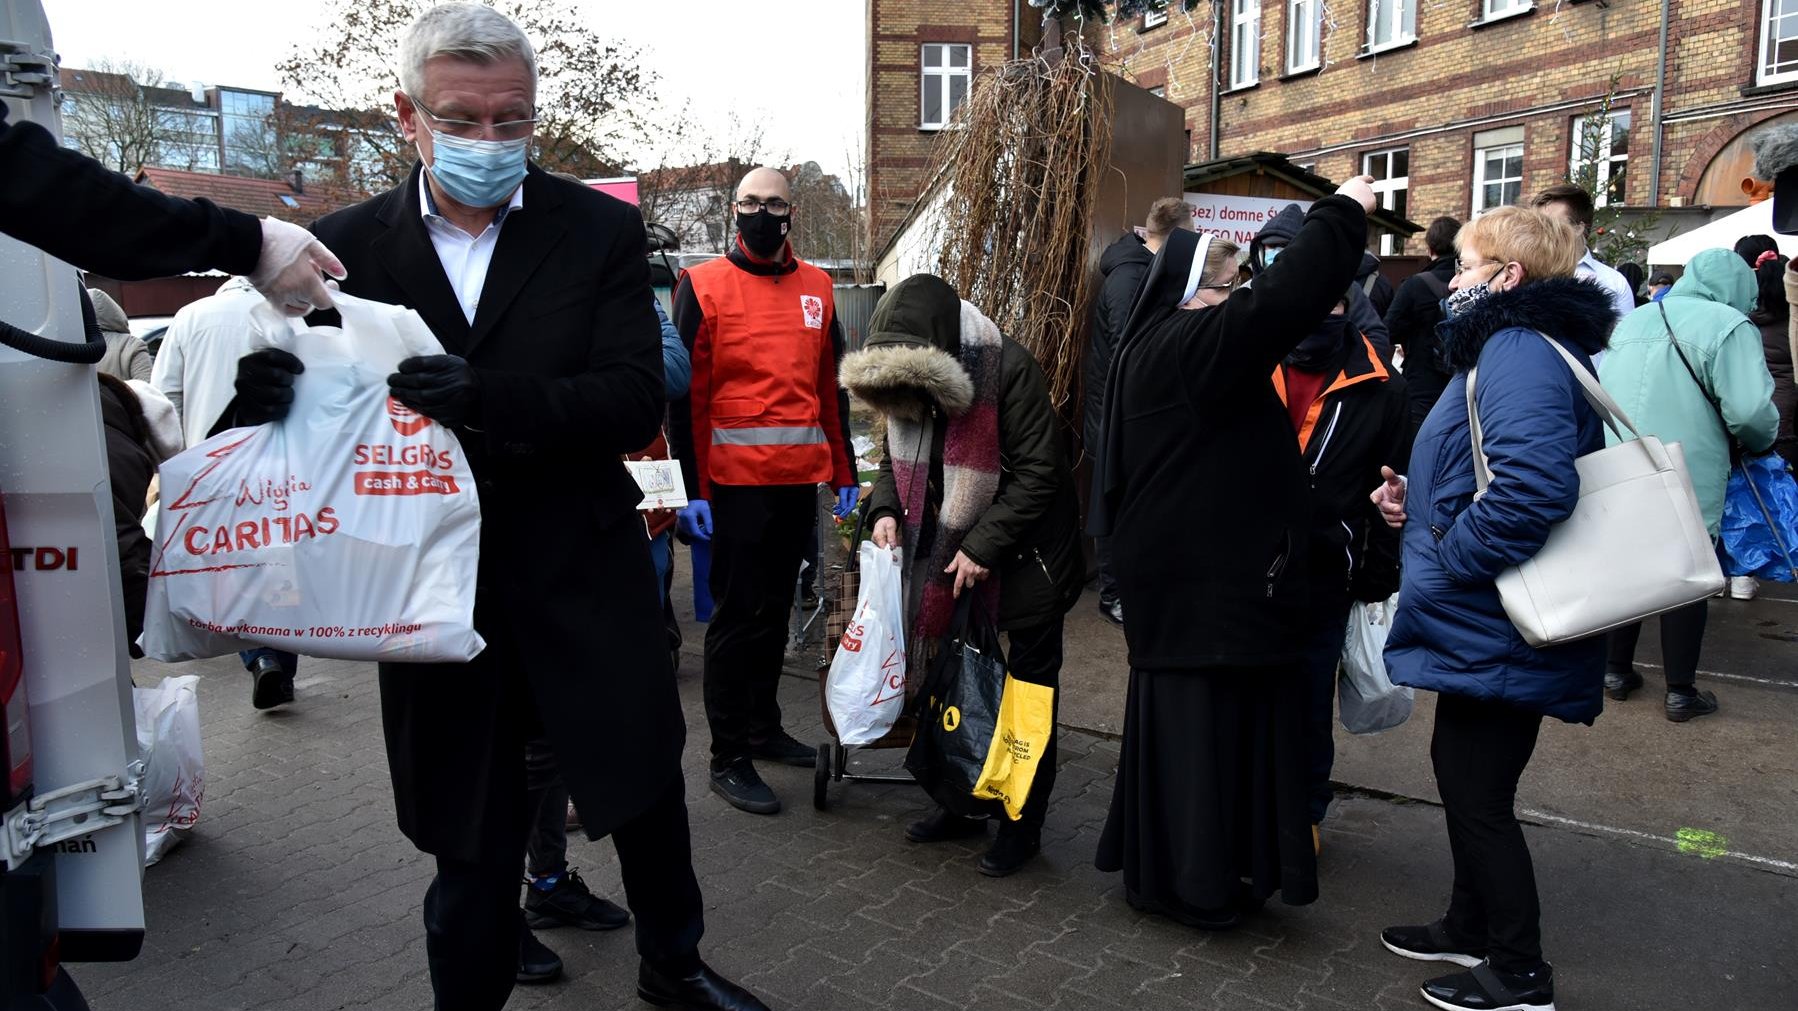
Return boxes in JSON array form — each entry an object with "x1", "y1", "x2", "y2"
[{"x1": 1720, "y1": 455, "x2": 1798, "y2": 581}]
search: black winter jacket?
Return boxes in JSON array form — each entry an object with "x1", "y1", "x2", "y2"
[
  {"x1": 1250, "y1": 202, "x2": 1392, "y2": 358},
  {"x1": 1084, "y1": 234, "x2": 1154, "y2": 451},
  {"x1": 98, "y1": 376, "x2": 154, "y2": 657},
  {"x1": 1385, "y1": 254, "x2": 1457, "y2": 429},
  {"x1": 1274, "y1": 328, "x2": 1410, "y2": 605},
  {"x1": 1105, "y1": 195, "x2": 1369, "y2": 669}
]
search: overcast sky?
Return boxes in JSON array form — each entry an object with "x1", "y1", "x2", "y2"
[{"x1": 48, "y1": 0, "x2": 866, "y2": 180}]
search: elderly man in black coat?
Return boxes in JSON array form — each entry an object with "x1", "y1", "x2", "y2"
[{"x1": 224, "y1": 6, "x2": 767, "y2": 1011}]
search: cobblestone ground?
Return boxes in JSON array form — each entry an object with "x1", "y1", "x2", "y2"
[{"x1": 81, "y1": 649, "x2": 1796, "y2": 1011}]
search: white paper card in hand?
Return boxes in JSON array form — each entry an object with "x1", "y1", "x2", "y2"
[{"x1": 625, "y1": 459, "x2": 689, "y2": 510}]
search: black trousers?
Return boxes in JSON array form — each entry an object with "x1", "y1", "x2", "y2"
[
  {"x1": 1299, "y1": 597, "x2": 1354, "y2": 825},
  {"x1": 423, "y1": 776, "x2": 704, "y2": 1011},
  {"x1": 524, "y1": 738, "x2": 567, "y2": 878},
  {"x1": 1095, "y1": 536, "x2": 1119, "y2": 606},
  {"x1": 703, "y1": 483, "x2": 816, "y2": 763},
  {"x1": 1604, "y1": 598, "x2": 1710, "y2": 688},
  {"x1": 1008, "y1": 616, "x2": 1066, "y2": 830},
  {"x1": 1431, "y1": 693, "x2": 1545, "y2": 974}
]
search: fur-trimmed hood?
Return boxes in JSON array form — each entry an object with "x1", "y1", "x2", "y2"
[
  {"x1": 841, "y1": 273, "x2": 992, "y2": 420},
  {"x1": 1437, "y1": 275, "x2": 1617, "y2": 372}
]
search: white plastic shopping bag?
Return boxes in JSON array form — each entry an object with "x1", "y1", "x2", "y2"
[
  {"x1": 1338, "y1": 594, "x2": 1413, "y2": 735},
  {"x1": 134, "y1": 675, "x2": 203, "y2": 866},
  {"x1": 826, "y1": 541, "x2": 908, "y2": 746},
  {"x1": 140, "y1": 294, "x2": 485, "y2": 663}
]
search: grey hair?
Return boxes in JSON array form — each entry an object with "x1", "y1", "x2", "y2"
[{"x1": 398, "y1": 3, "x2": 538, "y2": 101}]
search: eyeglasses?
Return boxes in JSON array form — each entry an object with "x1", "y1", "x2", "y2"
[
  {"x1": 409, "y1": 94, "x2": 537, "y2": 142},
  {"x1": 1455, "y1": 258, "x2": 1507, "y2": 276},
  {"x1": 735, "y1": 197, "x2": 792, "y2": 216}
]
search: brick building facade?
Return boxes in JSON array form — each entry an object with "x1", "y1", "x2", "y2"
[{"x1": 868, "y1": 0, "x2": 1798, "y2": 256}]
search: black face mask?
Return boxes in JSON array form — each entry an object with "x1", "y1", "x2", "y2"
[
  {"x1": 736, "y1": 209, "x2": 791, "y2": 258},
  {"x1": 1286, "y1": 314, "x2": 1352, "y2": 371}
]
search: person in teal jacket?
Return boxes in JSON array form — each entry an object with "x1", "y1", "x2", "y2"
[{"x1": 1597, "y1": 247, "x2": 1779, "y2": 722}]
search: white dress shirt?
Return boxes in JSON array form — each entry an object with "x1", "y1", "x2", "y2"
[{"x1": 420, "y1": 179, "x2": 524, "y2": 325}]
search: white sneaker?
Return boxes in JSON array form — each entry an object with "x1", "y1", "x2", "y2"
[{"x1": 1728, "y1": 576, "x2": 1760, "y2": 600}]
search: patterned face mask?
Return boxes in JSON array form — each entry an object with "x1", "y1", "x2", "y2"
[{"x1": 1441, "y1": 264, "x2": 1506, "y2": 319}]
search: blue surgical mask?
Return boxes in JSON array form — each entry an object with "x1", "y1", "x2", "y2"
[
  {"x1": 1263, "y1": 246, "x2": 1283, "y2": 267},
  {"x1": 423, "y1": 129, "x2": 528, "y2": 208}
]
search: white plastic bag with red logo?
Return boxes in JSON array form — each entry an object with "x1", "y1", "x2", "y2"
[
  {"x1": 139, "y1": 294, "x2": 485, "y2": 664},
  {"x1": 825, "y1": 540, "x2": 907, "y2": 746}
]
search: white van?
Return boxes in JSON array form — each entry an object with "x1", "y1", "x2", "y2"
[{"x1": 1, "y1": 1, "x2": 149, "y2": 1006}]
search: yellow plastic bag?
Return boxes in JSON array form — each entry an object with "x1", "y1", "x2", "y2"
[{"x1": 972, "y1": 674, "x2": 1055, "y2": 820}]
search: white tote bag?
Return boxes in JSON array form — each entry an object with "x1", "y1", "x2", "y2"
[
  {"x1": 825, "y1": 541, "x2": 908, "y2": 746},
  {"x1": 140, "y1": 295, "x2": 486, "y2": 664},
  {"x1": 1468, "y1": 332, "x2": 1724, "y2": 646}
]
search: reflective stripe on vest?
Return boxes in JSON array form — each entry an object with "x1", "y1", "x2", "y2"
[{"x1": 711, "y1": 425, "x2": 826, "y2": 446}]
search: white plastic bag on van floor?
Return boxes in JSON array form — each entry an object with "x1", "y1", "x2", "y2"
[
  {"x1": 1338, "y1": 594, "x2": 1413, "y2": 734},
  {"x1": 140, "y1": 294, "x2": 485, "y2": 664},
  {"x1": 135, "y1": 676, "x2": 203, "y2": 866},
  {"x1": 826, "y1": 541, "x2": 908, "y2": 746}
]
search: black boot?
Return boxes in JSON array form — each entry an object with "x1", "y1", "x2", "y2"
[
  {"x1": 978, "y1": 822, "x2": 1041, "y2": 878},
  {"x1": 1665, "y1": 688, "x2": 1719, "y2": 723},
  {"x1": 904, "y1": 806, "x2": 988, "y2": 843},
  {"x1": 1602, "y1": 667, "x2": 1643, "y2": 701},
  {"x1": 638, "y1": 959, "x2": 771, "y2": 1010},
  {"x1": 515, "y1": 926, "x2": 563, "y2": 984},
  {"x1": 248, "y1": 654, "x2": 294, "y2": 710}
]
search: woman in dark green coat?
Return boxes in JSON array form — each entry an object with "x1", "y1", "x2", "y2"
[{"x1": 842, "y1": 273, "x2": 1083, "y2": 878}]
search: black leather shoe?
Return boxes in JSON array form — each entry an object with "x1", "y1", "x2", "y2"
[
  {"x1": 638, "y1": 959, "x2": 771, "y2": 1010},
  {"x1": 1420, "y1": 960, "x2": 1555, "y2": 1010},
  {"x1": 710, "y1": 760, "x2": 780, "y2": 815},
  {"x1": 516, "y1": 927, "x2": 563, "y2": 985},
  {"x1": 1099, "y1": 599, "x2": 1124, "y2": 626},
  {"x1": 1665, "y1": 688, "x2": 1719, "y2": 723},
  {"x1": 905, "y1": 806, "x2": 988, "y2": 844},
  {"x1": 1381, "y1": 919, "x2": 1488, "y2": 969},
  {"x1": 524, "y1": 868, "x2": 630, "y2": 931},
  {"x1": 1603, "y1": 667, "x2": 1643, "y2": 701},
  {"x1": 748, "y1": 730, "x2": 816, "y2": 768},
  {"x1": 248, "y1": 655, "x2": 294, "y2": 710},
  {"x1": 978, "y1": 823, "x2": 1041, "y2": 877}
]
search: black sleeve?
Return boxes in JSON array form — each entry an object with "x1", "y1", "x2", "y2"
[
  {"x1": 667, "y1": 273, "x2": 704, "y2": 498},
  {"x1": 1082, "y1": 266, "x2": 1138, "y2": 451},
  {"x1": 831, "y1": 315, "x2": 857, "y2": 483},
  {"x1": 0, "y1": 104, "x2": 262, "y2": 280},
  {"x1": 1181, "y1": 195, "x2": 1368, "y2": 386},
  {"x1": 1351, "y1": 382, "x2": 1413, "y2": 602}
]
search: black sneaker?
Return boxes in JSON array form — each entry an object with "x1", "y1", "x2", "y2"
[
  {"x1": 516, "y1": 927, "x2": 563, "y2": 985},
  {"x1": 1099, "y1": 599, "x2": 1124, "y2": 626},
  {"x1": 1381, "y1": 920, "x2": 1489, "y2": 968},
  {"x1": 1420, "y1": 960, "x2": 1555, "y2": 1011},
  {"x1": 1603, "y1": 667, "x2": 1643, "y2": 701},
  {"x1": 978, "y1": 823, "x2": 1041, "y2": 878},
  {"x1": 710, "y1": 759, "x2": 781, "y2": 815},
  {"x1": 524, "y1": 868, "x2": 630, "y2": 931},
  {"x1": 748, "y1": 730, "x2": 817, "y2": 768},
  {"x1": 905, "y1": 806, "x2": 988, "y2": 843},
  {"x1": 1665, "y1": 689, "x2": 1719, "y2": 723},
  {"x1": 248, "y1": 655, "x2": 294, "y2": 711}
]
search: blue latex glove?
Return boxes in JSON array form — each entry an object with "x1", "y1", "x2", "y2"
[
  {"x1": 678, "y1": 499, "x2": 713, "y2": 542},
  {"x1": 835, "y1": 485, "x2": 861, "y2": 519}
]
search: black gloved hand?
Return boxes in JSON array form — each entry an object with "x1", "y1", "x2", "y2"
[
  {"x1": 388, "y1": 354, "x2": 481, "y2": 427},
  {"x1": 233, "y1": 348, "x2": 304, "y2": 425}
]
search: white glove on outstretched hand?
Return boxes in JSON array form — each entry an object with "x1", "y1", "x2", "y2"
[{"x1": 249, "y1": 217, "x2": 347, "y2": 317}]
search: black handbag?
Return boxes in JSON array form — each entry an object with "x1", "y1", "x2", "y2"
[{"x1": 903, "y1": 596, "x2": 1007, "y2": 820}]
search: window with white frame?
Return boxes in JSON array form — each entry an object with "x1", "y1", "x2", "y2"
[
  {"x1": 1367, "y1": 0, "x2": 1416, "y2": 51},
  {"x1": 1145, "y1": 6, "x2": 1169, "y2": 28},
  {"x1": 1570, "y1": 110, "x2": 1630, "y2": 207},
  {"x1": 1231, "y1": 0, "x2": 1261, "y2": 88},
  {"x1": 1287, "y1": 0, "x2": 1322, "y2": 72},
  {"x1": 1363, "y1": 147, "x2": 1409, "y2": 254},
  {"x1": 1761, "y1": 0, "x2": 1798, "y2": 85},
  {"x1": 920, "y1": 43, "x2": 971, "y2": 130},
  {"x1": 1482, "y1": 0, "x2": 1530, "y2": 20},
  {"x1": 1472, "y1": 126, "x2": 1525, "y2": 213}
]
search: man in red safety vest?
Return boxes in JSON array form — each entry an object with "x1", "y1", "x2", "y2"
[{"x1": 669, "y1": 165, "x2": 858, "y2": 815}]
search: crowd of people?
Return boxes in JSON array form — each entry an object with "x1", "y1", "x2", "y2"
[{"x1": 5, "y1": 4, "x2": 1796, "y2": 1010}]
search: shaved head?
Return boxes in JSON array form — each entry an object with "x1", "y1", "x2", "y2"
[{"x1": 736, "y1": 166, "x2": 792, "y2": 202}]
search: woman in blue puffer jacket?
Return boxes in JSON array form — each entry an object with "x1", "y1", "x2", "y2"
[{"x1": 1368, "y1": 207, "x2": 1618, "y2": 1011}]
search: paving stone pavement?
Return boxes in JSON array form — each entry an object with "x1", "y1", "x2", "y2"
[{"x1": 78, "y1": 647, "x2": 1796, "y2": 1011}]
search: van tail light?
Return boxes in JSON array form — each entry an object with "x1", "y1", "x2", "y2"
[{"x1": 0, "y1": 488, "x2": 31, "y2": 809}]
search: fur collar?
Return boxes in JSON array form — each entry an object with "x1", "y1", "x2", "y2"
[
  {"x1": 1437, "y1": 276, "x2": 1618, "y2": 371},
  {"x1": 839, "y1": 343, "x2": 974, "y2": 421}
]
